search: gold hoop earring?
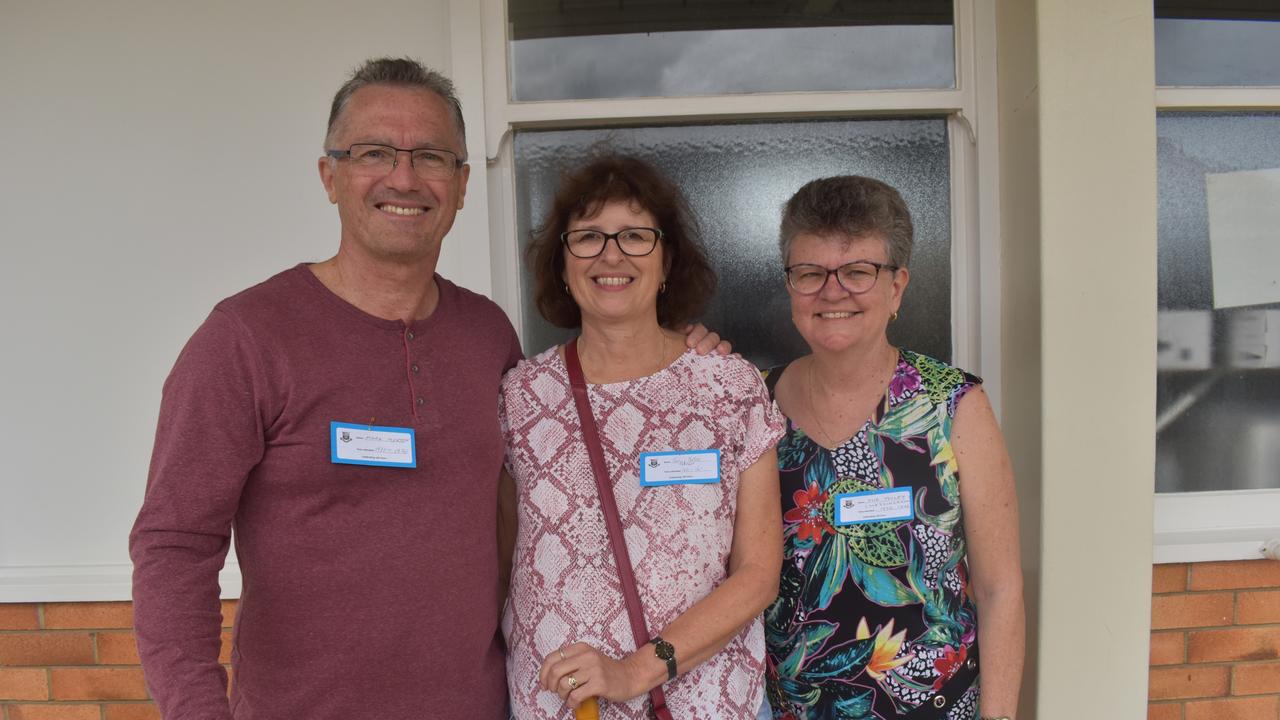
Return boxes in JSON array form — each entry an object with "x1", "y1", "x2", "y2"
[
  {"x1": 564, "y1": 284, "x2": 570, "y2": 294},
  {"x1": 891, "y1": 311, "x2": 899, "y2": 322},
  {"x1": 660, "y1": 282, "x2": 667, "y2": 294}
]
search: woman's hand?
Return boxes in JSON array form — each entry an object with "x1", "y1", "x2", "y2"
[{"x1": 539, "y1": 642, "x2": 645, "y2": 709}]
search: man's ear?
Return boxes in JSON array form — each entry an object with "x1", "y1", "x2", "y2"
[
  {"x1": 318, "y1": 156, "x2": 338, "y2": 204},
  {"x1": 456, "y1": 163, "x2": 470, "y2": 210}
]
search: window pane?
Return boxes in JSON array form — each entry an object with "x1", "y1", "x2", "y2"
[
  {"x1": 508, "y1": 1, "x2": 955, "y2": 100},
  {"x1": 1156, "y1": 112, "x2": 1280, "y2": 493},
  {"x1": 1155, "y1": 13, "x2": 1280, "y2": 87},
  {"x1": 513, "y1": 119, "x2": 952, "y2": 369}
]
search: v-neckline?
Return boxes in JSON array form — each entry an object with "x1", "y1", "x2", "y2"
[{"x1": 782, "y1": 351, "x2": 902, "y2": 452}]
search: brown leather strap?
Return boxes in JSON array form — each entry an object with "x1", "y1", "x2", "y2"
[{"x1": 564, "y1": 338, "x2": 674, "y2": 720}]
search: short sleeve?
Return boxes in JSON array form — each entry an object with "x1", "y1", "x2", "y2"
[{"x1": 728, "y1": 359, "x2": 785, "y2": 480}]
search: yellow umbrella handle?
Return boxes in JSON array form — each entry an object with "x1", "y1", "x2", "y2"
[{"x1": 574, "y1": 697, "x2": 600, "y2": 720}]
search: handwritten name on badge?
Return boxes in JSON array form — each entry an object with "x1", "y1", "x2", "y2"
[
  {"x1": 639, "y1": 449, "x2": 720, "y2": 487},
  {"x1": 330, "y1": 421, "x2": 417, "y2": 468},
  {"x1": 834, "y1": 487, "x2": 914, "y2": 526}
]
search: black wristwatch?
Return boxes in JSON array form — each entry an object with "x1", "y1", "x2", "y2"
[{"x1": 650, "y1": 636, "x2": 676, "y2": 681}]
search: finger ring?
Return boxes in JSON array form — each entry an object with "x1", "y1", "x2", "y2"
[
  {"x1": 559, "y1": 649, "x2": 566, "y2": 661},
  {"x1": 567, "y1": 675, "x2": 578, "y2": 690}
]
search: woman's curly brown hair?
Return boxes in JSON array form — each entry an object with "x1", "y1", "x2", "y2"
[{"x1": 528, "y1": 154, "x2": 716, "y2": 329}]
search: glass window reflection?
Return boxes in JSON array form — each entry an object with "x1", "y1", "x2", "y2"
[
  {"x1": 508, "y1": 1, "x2": 955, "y2": 101},
  {"x1": 1155, "y1": 9, "x2": 1280, "y2": 87},
  {"x1": 1156, "y1": 112, "x2": 1280, "y2": 493}
]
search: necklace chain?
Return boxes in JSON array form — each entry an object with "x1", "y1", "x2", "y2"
[
  {"x1": 579, "y1": 329, "x2": 668, "y2": 381},
  {"x1": 804, "y1": 349, "x2": 898, "y2": 448},
  {"x1": 806, "y1": 360, "x2": 840, "y2": 447}
]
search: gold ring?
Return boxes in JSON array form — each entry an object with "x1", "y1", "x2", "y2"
[
  {"x1": 559, "y1": 649, "x2": 566, "y2": 661},
  {"x1": 567, "y1": 675, "x2": 579, "y2": 690}
]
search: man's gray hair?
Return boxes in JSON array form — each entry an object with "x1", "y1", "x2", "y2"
[
  {"x1": 779, "y1": 176, "x2": 914, "y2": 268},
  {"x1": 326, "y1": 57, "x2": 467, "y2": 160}
]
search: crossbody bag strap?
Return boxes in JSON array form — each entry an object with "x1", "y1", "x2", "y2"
[{"x1": 564, "y1": 338, "x2": 674, "y2": 720}]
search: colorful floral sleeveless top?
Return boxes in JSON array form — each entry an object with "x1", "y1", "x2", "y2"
[{"x1": 763, "y1": 350, "x2": 982, "y2": 720}]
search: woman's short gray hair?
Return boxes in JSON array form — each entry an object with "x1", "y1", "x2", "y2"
[
  {"x1": 325, "y1": 57, "x2": 466, "y2": 160},
  {"x1": 779, "y1": 176, "x2": 913, "y2": 268}
]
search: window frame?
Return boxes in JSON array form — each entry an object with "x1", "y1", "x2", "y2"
[
  {"x1": 477, "y1": 0, "x2": 1003, "y2": 411},
  {"x1": 1152, "y1": 84, "x2": 1280, "y2": 563}
]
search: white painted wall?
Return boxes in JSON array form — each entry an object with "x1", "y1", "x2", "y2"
[{"x1": 0, "y1": 0, "x2": 491, "y2": 600}]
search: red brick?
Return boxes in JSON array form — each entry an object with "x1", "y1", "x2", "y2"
[
  {"x1": 1154, "y1": 564, "x2": 1189, "y2": 593},
  {"x1": 96, "y1": 632, "x2": 140, "y2": 665},
  {"x1": 1185, "y1": 695, "x2": 1279, "y2": 720},
  {"x1": 95, "y1": 629, "x2": 223, "y2": 665},
  {"x1": 0, "y1": 603, "x2": 41, "y2": 630},
  {"x1": 50, "y1": 667, "x2": 149, "y2": 701},
  {"x1": 1233, "y1": 661, "x2": 1280, "y2": 695},
  {"x1": 1190, "y1": 560, "x2": 1280, "y2": 591},
  {"x1": 1188, "y1": 627, "x2": 1280, "y2": 663},
  {"x1": 1151, "y1": 631, "x2": 1186, "y2": 666},
  {"x1": 0, "y1": 668, "x2": 50, "y2": 701},
  {"x1": 1237, "y1": 590, "x2": 1280, "y2": 625},
  {"x1": 0, "y1": 633, "x2": 95, "y2": 666},
  {"x1": 220, "y1": 599, "x2": 238, "y2": 628},
  {"x1": 43, "y1": 602, "x2": 134, "y2": 630},
  {"x1": 104, "y1": 703, "x2": 162, "y2": 720},
  {"x1": 7, "y1": 703, "x2": 103, "y2": 720},
  {"x1": 1149, "y1": 666, "x2": 1230, "y2": 700},
  {"x1": 1152, "y1": 593, "x2": 1234, "y2": 630},
  {"x1": 1148, "y1": 703, "x2": 1183, "y2": 720}
]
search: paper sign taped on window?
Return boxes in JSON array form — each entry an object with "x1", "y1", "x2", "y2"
[{"x1": 1206, "y1": 167, "x2": 1280, "y2": 309}]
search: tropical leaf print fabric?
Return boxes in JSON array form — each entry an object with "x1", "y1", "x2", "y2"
[{"x1": 764, "y1": 350, "x2": 982, "y2": 720}]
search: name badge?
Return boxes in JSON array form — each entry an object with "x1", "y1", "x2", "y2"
[
  {"x1": 330, "y1": 421, "x2": 417, "y2": 468},
  {"x1": 833, "y1": 487, "x2": 914, "y2": 526},
  {"x1": 639, "y1": 449, "x2": 720, "y2": 487}
]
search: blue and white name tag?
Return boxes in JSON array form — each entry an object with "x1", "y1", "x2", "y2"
[
  {"x1": 330, "y1": 421, "x2": 417, "y2": 468},
  {"x1": 639, "y1": 449, "x2": 721, "y2": 487},
  {"x1": 833, "y1": 487, "x2": 914, "y2": 526}
]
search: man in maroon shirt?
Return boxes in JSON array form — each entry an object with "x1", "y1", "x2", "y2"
[
  {"x1": 129, "y1": 58, "x2": 521, "y2": 720},
  {"x1": 131, "y1": 58, "x2": 723, "y2": 720}
]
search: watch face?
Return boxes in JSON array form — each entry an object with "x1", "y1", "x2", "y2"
[{"x1": 654, "y1": 640, "x2": 675, "y2": 660}]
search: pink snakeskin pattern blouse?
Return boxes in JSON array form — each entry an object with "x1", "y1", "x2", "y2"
[{"x1": 500, "y1": 346, "x2": 784, "y2": 719}]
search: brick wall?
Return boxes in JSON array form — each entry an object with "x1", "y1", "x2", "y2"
[
  {"x1": 0, "y1": 600, "x2": 235, "y2": 720},
  {"x1": 1149, "y1": 559, "x2": 1280, "y2": 720},
  {"x1": 5, "y1": 568, "x2": 1277, "y2": 720}
]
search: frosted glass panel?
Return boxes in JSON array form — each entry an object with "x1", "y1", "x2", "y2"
[
  {"x1": 1155, "y1": 18, "x2": 1280, "y2": 87},
  {"x1": 1156, "y1": 112, "x2": 1280, "y2": 493},
  {"x1": 513, "y1": 119, "x2": 951, "y2": 370}
]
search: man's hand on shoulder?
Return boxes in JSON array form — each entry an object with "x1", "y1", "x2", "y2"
[{"x1": 682, "y1": 323, "x2": 732, "y2": 356}]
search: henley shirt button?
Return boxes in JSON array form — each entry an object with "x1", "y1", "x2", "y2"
[
  {"x1": 411, "y1": 364, "x2": 420, "y2": 373},
  {"x1": 416, "y1": 397, "x2": 425, "y2": 406},
  {"x1": 406, "y1": 330, "x2": 416, "y2": 340}
]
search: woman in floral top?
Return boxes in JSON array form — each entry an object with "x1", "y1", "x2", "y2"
[{"x1": 763, "y1": 177, "x2": 1024, "y2": 720}]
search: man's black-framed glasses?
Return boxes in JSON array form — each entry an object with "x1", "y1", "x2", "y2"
[
  {"x1": 325, "y1": 143, "x2": 464, "y2": 180},
  {"x1": 561, "y1": 227, "x2": 663, "y2": 259},
  {"x1": 784, "y1": 260, "x2": 899, "y2": 295}
]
